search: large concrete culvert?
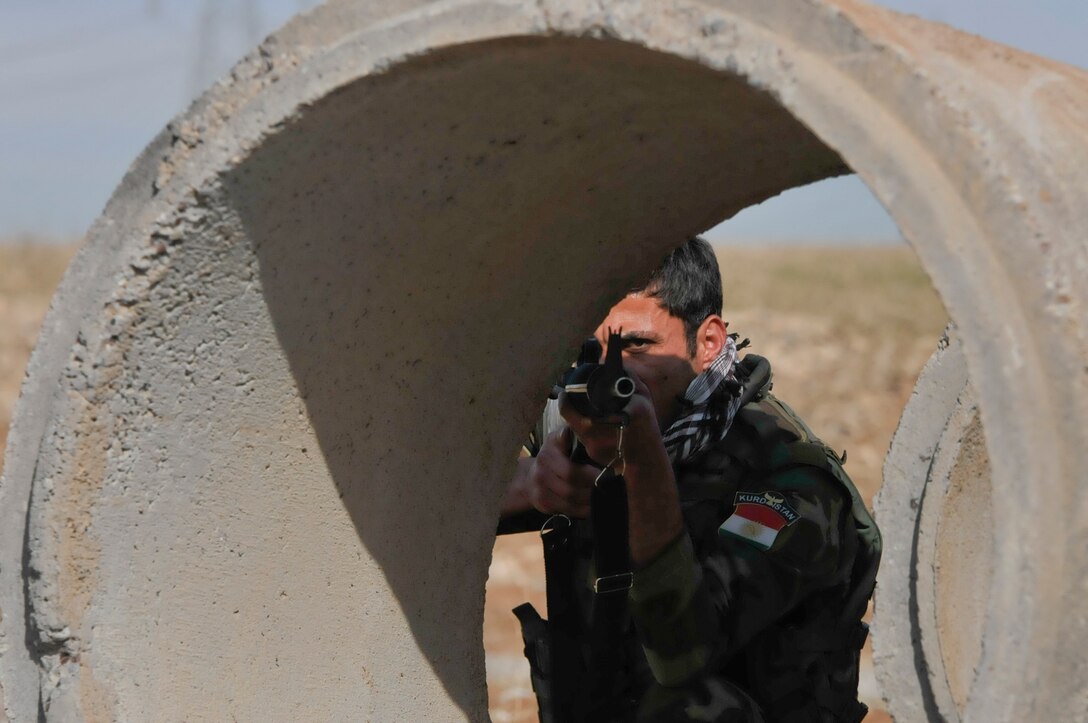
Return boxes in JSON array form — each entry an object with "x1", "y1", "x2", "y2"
[{"x1": 1, "y1": 0, "x2": 1086, "y2": 720}]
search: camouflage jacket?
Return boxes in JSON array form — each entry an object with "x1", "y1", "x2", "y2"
[{"x1": 637, "y1": 392, "x2": 873, "y2": 721}]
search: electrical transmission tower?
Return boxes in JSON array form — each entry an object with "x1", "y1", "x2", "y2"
[{"x1": 188, "y1": 0, "x2": 263, "y2": 99}]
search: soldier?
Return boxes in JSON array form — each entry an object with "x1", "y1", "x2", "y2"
[{"x1": 499, "y1": 237, "x2": 880, "y2": 722}]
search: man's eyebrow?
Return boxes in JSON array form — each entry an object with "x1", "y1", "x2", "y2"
[{"x1": 618, "y1": 330, "x2": 660, "y2": 342}]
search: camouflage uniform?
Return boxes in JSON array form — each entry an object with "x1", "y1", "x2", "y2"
[{"x1": 513, "y1": 359, "x2": 879, "y2": 723}]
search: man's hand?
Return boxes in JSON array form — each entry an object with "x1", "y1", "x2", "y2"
[
  {"x1": 559, "y1": 372, "x2": 684, "y2": 566},
  {"x1": 501, "y1": 371, "x2": 686, "y2": 564},
  {"x1": 558, "y1": 373, "x2": 659, "y2": 472},
  {"x1": 501, "y1": 427, "x2": 598, "y2": 519}
]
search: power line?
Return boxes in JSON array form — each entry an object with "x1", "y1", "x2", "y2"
[{"x1": 187, "y1": 0, "x2": 263, "y2": 98}]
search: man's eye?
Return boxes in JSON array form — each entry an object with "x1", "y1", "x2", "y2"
[{"x1": 623, "y1": 338, "x2": 651, "y2": 350}]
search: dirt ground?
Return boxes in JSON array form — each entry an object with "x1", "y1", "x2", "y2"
[{"x1": 0, "y1": 243, "x2": 945, "y2": 721}]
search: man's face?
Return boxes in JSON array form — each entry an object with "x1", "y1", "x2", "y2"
[{"x1": 594, "y1": 293, "x2": 699, "y2": 431}]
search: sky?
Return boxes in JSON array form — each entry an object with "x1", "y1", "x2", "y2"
[{"x1": 1, "y1": 0, "x2": 1084, "y2": 244}]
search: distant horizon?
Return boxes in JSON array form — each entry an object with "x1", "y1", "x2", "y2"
[
  {"x1": 0, "y1": 231, "x2": 907, "y2": 249},
  {"x1": 707, "y1": 235, "x2": 905, "y2": 248}
]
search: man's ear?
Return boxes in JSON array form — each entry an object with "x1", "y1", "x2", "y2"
[{"x1": 694, "y1": 314, "x2": 727, "y2": 371}]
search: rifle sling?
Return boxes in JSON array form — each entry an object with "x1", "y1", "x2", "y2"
[
  {"x1": 539, "y1": 466, "x2": 633, "y2": 721},
  {"x1": 541, "y1": 514, "x2": 583, "y2": 723},
  {"x1": 578, "y1": 469, "x2": 632, "y2": 718}
]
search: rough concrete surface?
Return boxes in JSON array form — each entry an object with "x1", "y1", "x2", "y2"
[
  {"x1": 874, "y1": 327, "x2": 982, "y2": 722},
  {"x1": 1, "y1": 0, "x2": 1086, "y2": 721}
]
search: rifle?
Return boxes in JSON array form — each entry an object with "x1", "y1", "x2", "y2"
[{"x1": 514, "y1": 330, "x2": 636, "y2": 722}]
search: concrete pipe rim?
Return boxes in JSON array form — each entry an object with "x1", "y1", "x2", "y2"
[{"x1": 2, "y1": 1, "x2": 1085, "y2": 721}]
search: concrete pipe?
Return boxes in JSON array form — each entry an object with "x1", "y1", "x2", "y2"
[
  {"x1": 873, "y1": 325, "x2": 992, "y2": 722},
  {"x1": 1, "y1": 0, "x2": 1086, "y2": 720}
]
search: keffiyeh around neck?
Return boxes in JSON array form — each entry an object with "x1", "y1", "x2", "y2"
[{"x1": 661, "y1": 335, "x2": 743, "y2": 464}]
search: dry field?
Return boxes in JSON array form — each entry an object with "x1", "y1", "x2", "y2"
[
  {"x1": 0, "y1": 243, "x2": 947, "y2": 721},
  {"x1": 0, "y1": 244, "x2": 76, "y2": 459}
]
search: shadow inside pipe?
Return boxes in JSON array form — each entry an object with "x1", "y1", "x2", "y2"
[{"x1": 225, "y1": 35, "x2": 847, "y2": 715}]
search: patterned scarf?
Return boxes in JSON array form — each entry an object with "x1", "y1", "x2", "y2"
[{"x1": 661, "y1": 335, "x2": 743, "y2": 464}]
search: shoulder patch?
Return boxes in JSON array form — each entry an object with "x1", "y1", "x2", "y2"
[{"x1": 718, "y1": 491, "x2": 800, "y2": 550}]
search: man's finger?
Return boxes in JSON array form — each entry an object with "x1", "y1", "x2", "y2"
[
  {"x1": 557, "y1": 391, "x2": 594, "y2": 438},
  {"x1": 567, "y1": 460, "x2": 599, "y2": 491},
  {"x1": 541, "y1": 470, "x2": 592, "y2": 507},
  {"x1": 535, "y1": 438, "x2": 574, "y2": 479},
  {"x1": 539, "y1": 425, "x2": 574, "y2": 460},
  {"x1": 557, "y1": 425, "x2": 574, "y2": 455},
  {"x1": 532, "y1": 479, "x2": 590, "y2": 518},
  {"x1": 557, "y1": 392, "x2": 628, "y2": 457},
  {"x1": 534, "y1": 453, "x2": 594, "y2": 501}
]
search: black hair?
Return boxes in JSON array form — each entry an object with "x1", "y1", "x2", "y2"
[{"x1": 643, "y1": 236, "x2": 723, "y2": 356}]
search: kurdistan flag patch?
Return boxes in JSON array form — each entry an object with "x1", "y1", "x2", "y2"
[{"x1": 719, "y1": 491, "x2": 800, "y2": 551}]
